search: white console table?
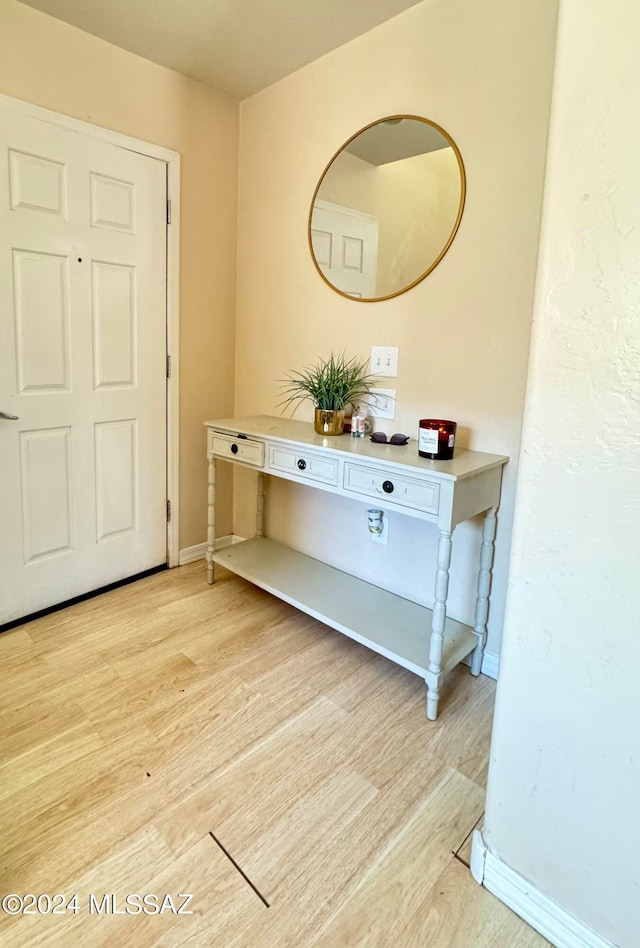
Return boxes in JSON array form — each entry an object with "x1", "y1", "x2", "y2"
[{"x1": 204, "y1": 415, "x2": 508, "y2": 719}]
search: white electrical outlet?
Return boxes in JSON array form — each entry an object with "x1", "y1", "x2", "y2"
[
  {"x1": 367, "y1": 387, "x2": 395, "y2": 419},
  {"x1": 370, "y1": 346, "x2": 399, "y2": 377}
]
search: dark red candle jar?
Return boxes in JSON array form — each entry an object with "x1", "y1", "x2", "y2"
[{"x1": 418, "y1": 419, "x2": 457, "y2": 460}]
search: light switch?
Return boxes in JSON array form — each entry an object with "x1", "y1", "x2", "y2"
[{"x1": 370, "y1": 346, "x2": 399, "y2": 378}]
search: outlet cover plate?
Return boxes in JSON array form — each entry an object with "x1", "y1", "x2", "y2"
[
  {"x1": 368, "y1": 387, "x2": 395, "y2": 419},
  {"x1": 370, "y1": 513, "x2": 388, "y2": 545}
]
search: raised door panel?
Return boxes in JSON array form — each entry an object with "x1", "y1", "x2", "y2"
[
  {"x1": 90, "y1": 172, "x2": 136, "y2": 234},
  {"x1": 91, "y1": 261, "x2": 137, "y2": 389},
  {"x1": 13, "y1": 249, "x2": 71, "y2": 393},
  {"x1": 311, "y1": 229, "x2": 331, "y2": 267},
  {"x1": 343, "y1": 234, "x2": 365, "y2": 272},
  {"x1": 19, "y1": 427, "x2": 73, "y2": 562},
  {"x1": 9, "y1": 149, "x2": 67, "y2": 217},
  {"x1": 95, "y1": 419, "x2": 138, "y2": 542}
]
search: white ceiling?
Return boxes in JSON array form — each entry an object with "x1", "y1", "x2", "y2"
[
  {"x1": 346, "y1": 118, "x2": 449, "y2": 166},
  {"x1": 18, "y1": 0, "x2": 423, "y2": 100}
]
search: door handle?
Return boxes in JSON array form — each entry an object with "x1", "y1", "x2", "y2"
[{"x1": 0, "y1": 411, "x2": 19, "y2": 420}]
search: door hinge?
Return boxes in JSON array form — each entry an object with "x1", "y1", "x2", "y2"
[
  {"x1": 166, "y1": 499, "x2": 171, "y2": 522},
  {"x1": 166, "y1": 354, "x2": 171, "y2": 379},
  {"x1": 166, "y1": 199, "x2": 172, "y2": 224}
]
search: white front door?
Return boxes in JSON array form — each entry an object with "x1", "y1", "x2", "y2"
[
  {"x1": 0, "y1": 107, "x2": 168, "y2": 625},
  {"x1": 310, "y1": 199, "x2": 379, "y2": 298}
]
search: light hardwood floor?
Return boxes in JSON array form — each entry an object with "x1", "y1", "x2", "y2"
[{"x1": 0, "y1": 561, "x2": 548, "y2": 947}]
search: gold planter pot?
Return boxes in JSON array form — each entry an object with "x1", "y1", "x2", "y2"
[{"x1": 314, "y1": 408, "x2": 345, "y2": 436}]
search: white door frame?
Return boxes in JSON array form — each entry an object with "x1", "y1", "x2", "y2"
[{"x1": 0, "y1": 92, "x2": 181, "y2": 568}]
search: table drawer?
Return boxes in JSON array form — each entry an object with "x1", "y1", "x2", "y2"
[
  {"x1": 269, "y1": 444, "x2": 339, "y2": 486},
  {"x1": 209, "y1": 430, "x2": 265, "y2": 468},
  {"x1": 343, "y1": 462, "x2": 440, "y2": 515}
]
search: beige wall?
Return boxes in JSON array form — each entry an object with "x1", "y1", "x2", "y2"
[
  {"x1": 375, "y1": 148, "x2": 461, "y2": 296},
  {"x1": 484, "y1": 0, "x2": 640, "y2": 944},
  {"x1": 0, "y1": 0, "x2": 239, "y2": 548},
  {"x1": 317, "y1": 150, "x2": 376, "y2": 210},
  {"x1": 235, "y1": 0, "x2": 558, "y2": 661}
]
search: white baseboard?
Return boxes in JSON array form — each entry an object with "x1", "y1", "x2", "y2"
[
  {"x1": 178, "y1": 535, "x2": 242, "y2": 566},
  {"x1": 463, "y1": 649, "x2": 500, "y2": 680},
  {"x1": 470, "y1": 831, "x2": 613, "y2": 948}
]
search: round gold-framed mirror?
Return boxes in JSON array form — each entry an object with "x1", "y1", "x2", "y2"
[{"x1": 308, "y1": 115, "x2": 466, "y2": 302}]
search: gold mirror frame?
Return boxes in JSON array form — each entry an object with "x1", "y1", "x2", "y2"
[{"x1": 308, "y1": 115, "x2": 466, "y2": 303}]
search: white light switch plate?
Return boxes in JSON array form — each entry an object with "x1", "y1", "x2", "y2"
[
  {"x1": 370, "y1": 346, "x2": 398, "y2": 377},
  {"x1": 367, "y1": 387, "x2": 395, "y2": 419}
]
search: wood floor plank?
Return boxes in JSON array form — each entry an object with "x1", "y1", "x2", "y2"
[
  {"x1": 155, "y1": 695, "x2": 352, "y2": 859},
  {"x1": 75, "y1": 651, "x2": 214, "y2": 732},
  {"x1": 240, "y1": 615, "x2": 379, "y2": 703},
  {"x1": 252, "y1": 754, "x2": 453, "y2": 905},
  {"x1": 0, "y1": 627, "x2": 36, "y2": 658},
  {"x1": 420, "y1": 668, "x2": 497, "y2": 788},
  {"x1": 190, "y1": 607, "x2": 330, "y2": 682},
  {"x1": 0, "y1": 718, "x2": 104, "y2": 804},
  {"x1": 0, "y1": 825, "x2": 176, "y2": 946},
  {"x1": 0, "y1": 721, "x2": 166, "y2": 892},
  {"x1": 0, "y1": 694, "x2": 87, "y2": 752},
  {"x1": 324, "y1": 649, "x2": 424, "y2": 715},
  {"x1": 312, "y1": 769, "x2": 484, "y2": 946},
  {"x1": 0, "y1": 647, "x2": 122, "y2": 715},
  {"x1": 0, "y1": 648, "x2": 70, "y2": 709},
  {"x1": 1, "y1": 834, "x2": 261, "y2": 948},
  {"x1": 402, "y1": 856, "x2": 552, "y2": 947}
]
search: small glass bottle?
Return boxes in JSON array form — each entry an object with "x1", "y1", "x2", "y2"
[{"x1": 351, "y1": 407, "x2": 366, "y2": 438}]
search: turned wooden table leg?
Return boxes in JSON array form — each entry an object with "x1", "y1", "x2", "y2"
[
  {"x1": 471, "y1": 506, "x2": 497, "y2": 675},
  {"x1": 427, "y1": 528, "x2": 453, "y2": 720},
  {"x1": 206, "y1": 457, "x2": 216, "y2": 585},
  {"x1": 256, "y1": 472, "x2": 265, "y2": 538}
]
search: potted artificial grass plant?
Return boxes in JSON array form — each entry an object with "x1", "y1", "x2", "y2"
[{"x1": 279, "y1": 352, "x2": 376, "y2": 436}]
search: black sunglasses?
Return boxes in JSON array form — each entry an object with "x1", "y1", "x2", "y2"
[{"x1": 370, "y1": 432, "x2": 410, "y2": 445}]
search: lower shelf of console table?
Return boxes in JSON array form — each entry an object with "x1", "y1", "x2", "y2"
[{"x1": 212, "y1": 536, "x2": 478, "y2": 682}]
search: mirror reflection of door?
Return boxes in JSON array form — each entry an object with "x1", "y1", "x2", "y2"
[{"x1": 310, "y1": 200, "x2": 378, "y2": 299}]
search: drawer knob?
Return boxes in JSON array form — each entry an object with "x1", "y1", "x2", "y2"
[
  {"x1": 382, "y1": 480, "x2": 394, "y2": 494},
  {"x1": 230, "y1": 443, "x2": 239, "y2": 454},
  {"x1": 297, "y1": 458, "x2": 307, "y2": 470}
]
